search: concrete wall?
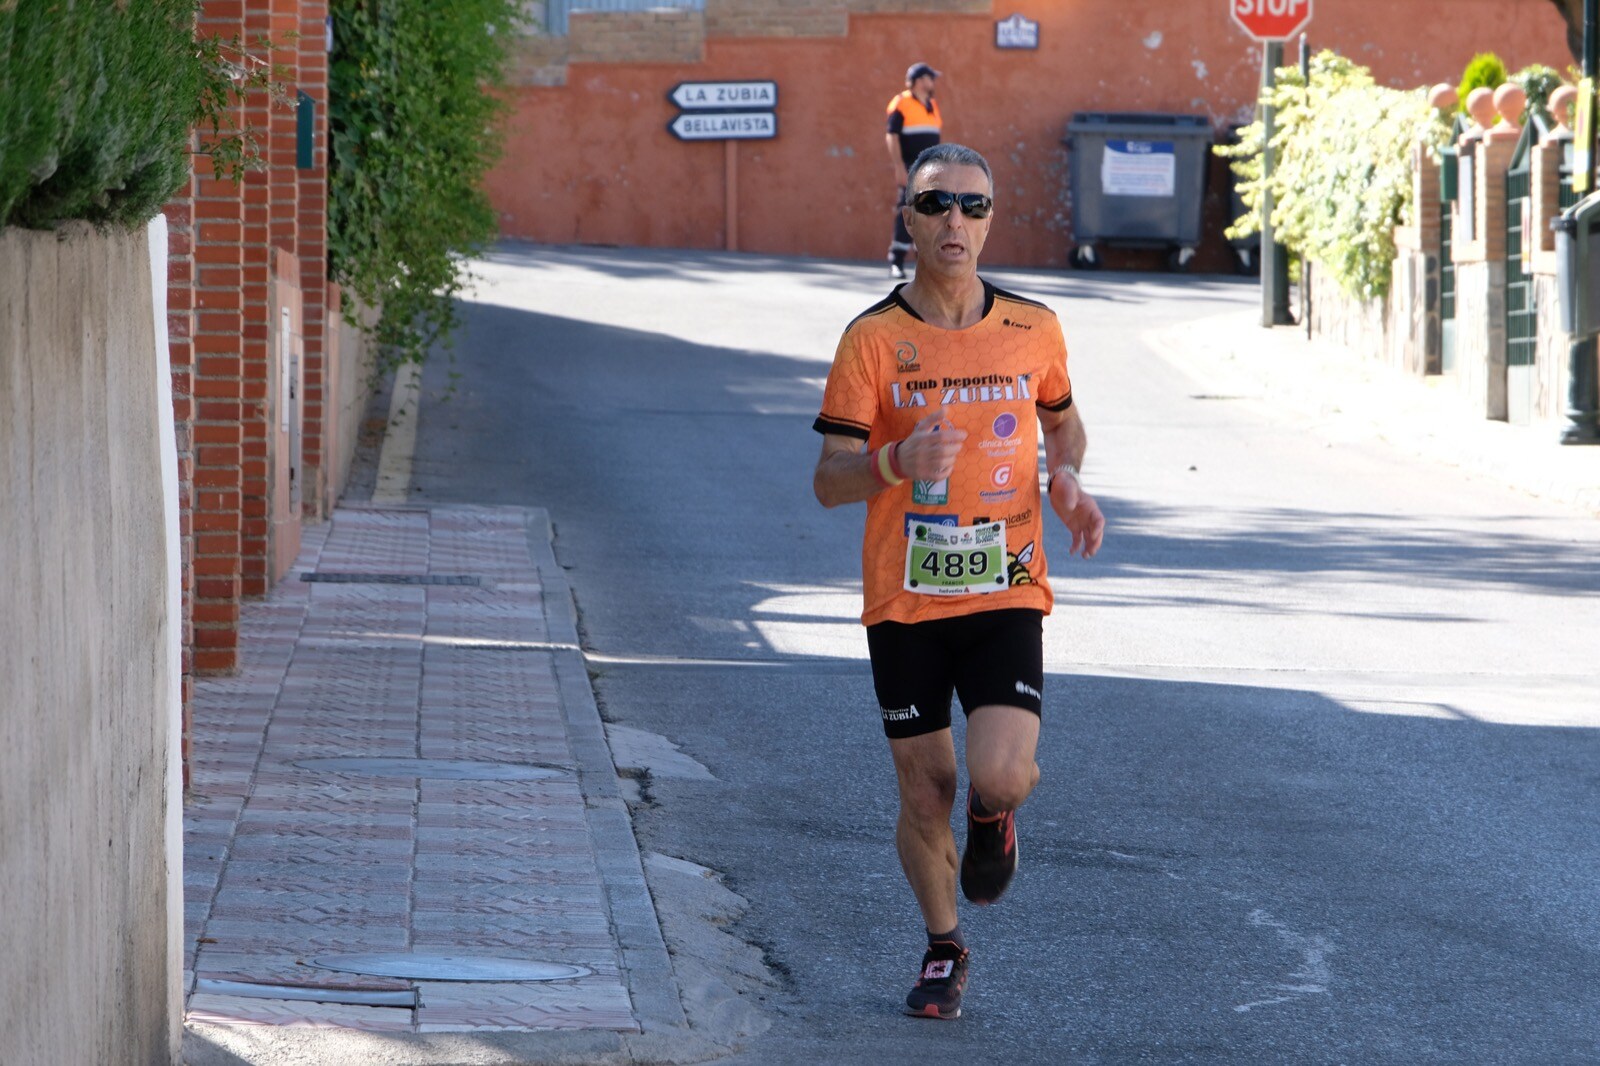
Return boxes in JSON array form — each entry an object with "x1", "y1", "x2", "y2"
[
  {"x1": 490, "y1": 0, "x2": 1570, "y2": 268},
  {"x1": 0, "y1": 223, "x2": 181, "y2": 1065},
  {"x1": 326, "y1": 296, "x2": 379, "y2": 514},
  {"x1": 1309, "y1": 245, "x2": 1439, "y2": 377}
]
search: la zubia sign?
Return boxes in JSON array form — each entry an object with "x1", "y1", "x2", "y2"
[{"x1": 1231, "y1": 0, "x2": 1312, "y2": 40}]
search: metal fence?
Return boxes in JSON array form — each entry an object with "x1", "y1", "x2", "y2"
[{"x1": 544, "y1": 0, "x2": 704, "y2": 36}]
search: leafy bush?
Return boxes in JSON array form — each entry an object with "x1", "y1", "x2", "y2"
[
  {"x1": 1513, "y1": 63, "x2": 1563, "y2": 127},
  {"x1": 1458, "y1": 52, "x2": 1508, "y2": 113},
  {"x1": 328, "y1": 0, "x2": 523, "y2": 371},
  {"x1": 0, "y1": 0, "x2": 248, "y2": 230},
  {"x1": 1218, "y1": 51, "x2": 1450, "y2": 300}
]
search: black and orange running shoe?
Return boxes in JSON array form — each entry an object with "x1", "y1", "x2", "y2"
[
  {"x1": 959, "y1": 786, "x2": 1019, "y2": 905},
  {"x1": 905, "y1": 940, "x2": 969, "y2": 1019}
]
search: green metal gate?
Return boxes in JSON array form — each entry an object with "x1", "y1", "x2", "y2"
[
  {"x1": 1505, "y1": 121, "x2": 1537, "y2": 423},
  {"x1": 1440, "y1": 117, "x2": 1464, "y2": 374}
]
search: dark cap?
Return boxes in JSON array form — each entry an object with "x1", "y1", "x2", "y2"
[{"x1": 906, "y1": 62, "x2": 940, "y2": 82}]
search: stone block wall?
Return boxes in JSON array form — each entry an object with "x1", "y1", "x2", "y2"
[{"x1": 1454, "y1": 259, "x2": 1510, "y2": 419}]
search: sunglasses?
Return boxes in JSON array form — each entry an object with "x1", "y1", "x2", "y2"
[{"x1": 908, "y1": 189, "x2": 994, "y2": 219}]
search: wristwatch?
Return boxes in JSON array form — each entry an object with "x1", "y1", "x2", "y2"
[{"x1": 1046, "y1": 463, "x2": 1081, "y2": 493}]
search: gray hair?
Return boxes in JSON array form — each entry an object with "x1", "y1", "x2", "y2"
[{"x1": 904, "y1": 143, "x2": 994, "y2": 203}]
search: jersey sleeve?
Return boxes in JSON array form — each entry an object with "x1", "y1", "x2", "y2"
[
  {"x1": 813, "y1": 327, "x2": 878, "y2": 440},
  {"x1": 886, "y1": 104, "x2": 905, "y2": 135},
  {"x1": 1034, "y1": 314, "x2": 1074, "y2": 412}
]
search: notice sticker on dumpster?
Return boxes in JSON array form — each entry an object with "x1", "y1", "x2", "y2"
[{"x1": 1101, "y1": 140, "x2": 1175, "y2": 197}]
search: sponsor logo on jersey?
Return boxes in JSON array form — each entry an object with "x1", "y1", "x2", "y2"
[
  {"x1": 1006, "y1": 541, "x2": 1036, "y2": 586},
  {"x1": 881, "y1": 704, "x2": 921, "y2": 722},
  {"x1": 992, "y1": 412, "x2": 1018, "y2": 437},
  {"x1": 894, "y1": 340, "x2": 921, "y2": 373},
  {"x1": 912, "y1": 479, "x2": 948, "y2": 505},
  {"x1": 979, "y1": 489, "x2": 1018, "y2": 502},
  {"x1": 891, "y1": 374, "x2": 1034, "y2": 409},
  {"x1": 903, "y1": 512, "x2": 959, "y2": 537},
  {"x1": 990, "y1": 463, "x2": 1014, "y2": 488},
  {"x1": 1015, "y1": 680, "x2": 1041, "y2": 700},
  {"x1": 1002, "y1": 317, "x2": 1033, "y2": 331}
]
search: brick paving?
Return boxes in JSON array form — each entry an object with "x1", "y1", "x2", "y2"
[{"x1": 183, "y1": 505, "x2": 646, "y2": 1035}]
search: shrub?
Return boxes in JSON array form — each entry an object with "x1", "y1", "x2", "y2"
[
  {"x1": 1458, "y1": 52, "x2": 1508, "y2": 113},
  {"x1": 1513, "y1": 63, "x2": 1563, "y2": 127},
  {"x1": 327, "y1": 0, "x2": 524, "y2": 371},
  {"x1": 0, "y1": 0, "x2": 248, "y2": 230},
  {"x1": 1218, "y1": 51, "x2": 1451, "y2": 300}
]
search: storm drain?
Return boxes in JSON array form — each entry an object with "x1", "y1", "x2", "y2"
[
  {"x1": 294, "y1": 757, "x2": 569, "y2": 781},
  {"x1": 313, "y1": 954, "x2": 591, "y2": 983},
  {"x1": 194, "y1": 978, "x2": 419, "y2": 1008},
  {"x1": 300, "y1": 572, "x2": 484, "y2": 586}
]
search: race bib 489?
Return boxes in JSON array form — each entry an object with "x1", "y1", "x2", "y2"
[{"x1": 904, "y1": 520, "x2": 1009, "y2": 596}]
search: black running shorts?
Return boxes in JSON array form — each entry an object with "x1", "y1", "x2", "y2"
[{"x1": 865, "y1": 608, "x2": 1044, "y2": 740}]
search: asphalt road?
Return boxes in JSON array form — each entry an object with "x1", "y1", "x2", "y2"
[{"x1": 410, "y1": 243, "x2": 1600, "y2": 1064}]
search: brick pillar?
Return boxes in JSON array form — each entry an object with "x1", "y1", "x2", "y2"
[
  {"x1": 297, "y1": 0, "x2": 334, "y2": 517},
  {"x1": 238, "y1": 0, "x2": 277, "y2": 597},
  {"x1": 191, "y1": 1, "x2": 248, "y2": 674}
]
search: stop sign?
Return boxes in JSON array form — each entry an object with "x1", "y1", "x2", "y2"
[{"x1": 1231, "y1": 0, "x2": 1313, "y2": 40}]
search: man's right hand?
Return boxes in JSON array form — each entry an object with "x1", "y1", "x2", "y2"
[{"x1": 895, "y1": 408, "x2": 965, "y2": 480}]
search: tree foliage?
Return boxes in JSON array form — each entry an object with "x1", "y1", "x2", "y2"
[
  {"x1": 1217, "y1": 51, "x2": 1451, "y2": 301},
  {"x1": 327, "y1": 0, "x2": 523, "y2": 371},
  {"x1": 1458, "y1": 53, "x2": 1508, "y2": 113}
]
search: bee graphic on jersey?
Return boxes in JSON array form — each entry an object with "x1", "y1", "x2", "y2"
[{"x1": 1006, "y1": 542, "x2": 1036, "y2": 587}]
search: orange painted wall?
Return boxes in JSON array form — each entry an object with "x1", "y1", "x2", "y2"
[{"x1": 489, "y1": 0, "x2": 1572, "y2": 268}]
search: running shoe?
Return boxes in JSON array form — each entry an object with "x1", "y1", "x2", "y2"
[
  {"x1": 905, "y1": 940, "x2": 969, "y2": 1019},
  {"x1": 959, "y1": 786, "x2": 1018, "y2": 905}
]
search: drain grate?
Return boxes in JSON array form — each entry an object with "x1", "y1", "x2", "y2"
[
  {"x1": 300, "y1": 572, "x2": 483, "y2": 586},
  {"x1": 294, "y1": 757, "x2": 570, "y2": 781},
  {"x1": 194, "y1": 978, "x2": 418, "y2": 1008},
  {"x1": 313, "y1": 954, "x2": 591, "y2": 983}
]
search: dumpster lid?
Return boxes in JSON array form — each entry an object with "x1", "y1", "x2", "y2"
[{"x1": 1067, "y1": 112, "x2": 1212, "y2": 132}]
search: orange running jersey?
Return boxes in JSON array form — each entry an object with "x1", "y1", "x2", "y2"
[{"x1": 814, "y1": 280, "x2": 1073, "y2": 626}]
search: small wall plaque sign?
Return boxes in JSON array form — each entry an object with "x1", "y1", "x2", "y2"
[{"x1": 996, "y1": 13, "x2": 1039, "y2": 50}]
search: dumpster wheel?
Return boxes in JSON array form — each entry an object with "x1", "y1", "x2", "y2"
[
  {"x1": 1167, "y1": 246, "x2": 1196, "y2": 273},
  {"x1": 1072, "y1": 244, "x2": 1101, "y2": 270}
]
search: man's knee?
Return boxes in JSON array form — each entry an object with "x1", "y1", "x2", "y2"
[
  {"x1": 968, "y1": 760, "x2": 1038, "y2": 813},
  {"x1": 898, "y1": 766, "x2": 958, "y2": 825}
]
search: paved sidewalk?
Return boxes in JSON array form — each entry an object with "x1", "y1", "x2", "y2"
[
  {"x1": 182, "y1": 505, "x2": 711, "y2": 1065},
  {"x1": 1146, "y1": 308, "x2": 1600, "y2": 517}
]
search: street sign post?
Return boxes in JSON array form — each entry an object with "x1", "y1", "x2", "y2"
[
  {"x1": 665, "y1": 79, "x2": 781, "y2": 252},
  {"x1": 668, "y1": 80, "x2": 778, "y2": 112},
  {"x1": 1231, "y1": 0, "x2": 1312, "y2": 41},
  {"x1": 1233, "y1": 1, "x2": 1309, "y2": 327}
]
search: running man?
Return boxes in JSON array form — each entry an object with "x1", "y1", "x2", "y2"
[
  {"x1": 885, "y1": 62, "x2": 943, "y2": 279},
  {"x1": 812, "y1": 143, "x2": 1105, "y2": 1020}
]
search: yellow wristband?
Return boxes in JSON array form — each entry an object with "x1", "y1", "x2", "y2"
[{"x1": 876, "y1": 444, "x2": 905, "y2": 486}]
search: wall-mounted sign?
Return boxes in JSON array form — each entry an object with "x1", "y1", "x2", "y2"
[
  {"x1": 668, "y1": 111, "x2": 778, "y2": 142},
  {"x1": 669, "y1": 80, "x2": 778, "y2": 111},
  {"x1": 996, "y1": 13, "x2": 1039, "y2": 50}
]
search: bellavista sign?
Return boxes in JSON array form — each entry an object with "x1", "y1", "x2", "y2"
[{"x1": 1231, "y1": 0, "x2": 1312, "y2": 40}]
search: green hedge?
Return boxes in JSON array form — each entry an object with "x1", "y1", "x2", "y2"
[
  {"x1": 1219, "y1": 51, "x2": 1450, "y2": 300},
  {"x1": 0, "y1": 0, "x2": 230, "y2": 230},
  {"x1": 328, "y1": 0, "x2": 523, "y2": 370}
]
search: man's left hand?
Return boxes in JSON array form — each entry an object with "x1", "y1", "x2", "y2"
[{"x1": 1048, "y1": 476, "x2": 1105, "y2": 559}]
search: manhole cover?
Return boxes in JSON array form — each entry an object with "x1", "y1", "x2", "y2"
[
  {"x1": 312, "y1": 954, "x2": 591, "y2": 983},
  {"x1": 293, "y1": 757, "x2": 568, "y2": 781}
]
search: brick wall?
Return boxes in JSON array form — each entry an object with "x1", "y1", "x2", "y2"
[{"x1": 165, "y1": 0, "x2": 339, "y2": 781}]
